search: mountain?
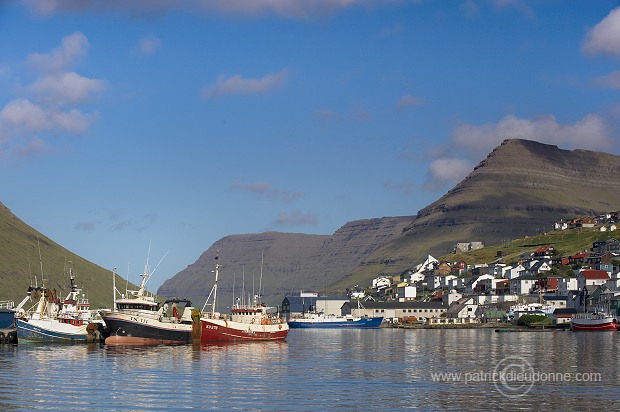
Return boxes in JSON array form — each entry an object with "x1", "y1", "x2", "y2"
[
  {"x1": 157, "y1": 216, "x2": 413, "y2": 307},
  {"x1": 331, "y1": 138, "x2": 620, "y2": 288},
  {"x1": 159, "y1": 139, "x2": 620, "y2": 303},
  {"x1": 0, "y1": 202, "x2": 135, "y2": 309}
]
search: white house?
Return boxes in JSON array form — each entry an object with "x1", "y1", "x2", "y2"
[
  {"x1": 442, "y1": 290, "x2": 463, "y2": 306},
  {"x1": 372, "y1": 276, "x2": 392, "y2": 291},
  {"x1": 557, "y1": 277, "x2": 578, "y2": 295},
  {"x1": 502, "y1": 264, "x2": 526, "y2": 280},
  {"x1": 577, "y1": 269, "x2": 610, "y2": 290},
  {"x1": 397, "y1": 283, "x2": 416, "y2": 302},
  {"x1": 440, "y1": 275, "x2": 458, "y2": 289},
  {"x1": 315, "y1": 297, "x2": 349, "y2": 316},
  {"x1": 424, "y1": 273, "x2": 443, "y2": 291},
  {"x1": 510, "y1": 275, "x2": 537, "y2": 295}
]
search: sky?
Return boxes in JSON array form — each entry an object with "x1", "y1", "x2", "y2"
[{"x1": 1, "y1": 0, "x2": 620, "y2": 291}]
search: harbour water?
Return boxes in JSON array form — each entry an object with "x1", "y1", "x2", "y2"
[{"x1": 1, "y1": 328, "x2": 618, "y2": 410}]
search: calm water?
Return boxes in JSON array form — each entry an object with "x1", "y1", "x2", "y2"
[{"x1": 1, "y1": 328, "x2": 619, "y2": 411}]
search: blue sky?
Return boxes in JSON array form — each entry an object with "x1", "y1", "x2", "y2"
[{"x1": 1, "y1": 0, "x2": 619, "y2": 291}]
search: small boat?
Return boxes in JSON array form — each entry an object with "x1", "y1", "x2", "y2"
[
  {"x1": 100, "y1": 266, "x2": 194, "y2": 345},
  {"x1": 507, "y1": 302, "x2": 555, "y2": 319},
  {"x1": 571, "y1": 312, "x2": 618, "y2": 331},
  {"x1": 15, "y1": 269, "x2": 104, "y2": 343},
  {"x1": 195, "y1": 254, "x2": 288, "y2": 342},
  {"x1": 0, "y1": 300, "x2": 17, "y2": 344},
  {"x1": 288, "y1": 313, "x2": 384, "y2": 328}
]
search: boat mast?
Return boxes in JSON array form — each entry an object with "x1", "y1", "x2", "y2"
[
  {"x1": 212, "y1": 254, "x2": 220, "y2": 317},
  {"x1": 258, "y1": 250, "x2": 264, "y2": 305},
  {"x1": 112, "y1": 267, "x2": 117, "y2": 312}
]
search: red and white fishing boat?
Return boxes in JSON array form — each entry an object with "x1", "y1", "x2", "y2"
[
  {"x1": 195, "y1": 254, "x2": 288, "y2": 342},
  {"x1": 571, "y1": 311, "x2": 618, "y2": 331}
]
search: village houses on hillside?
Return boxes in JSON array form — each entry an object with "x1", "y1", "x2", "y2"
[{"x1": 281, "y1": 212, "x2": 620, "y2": 326}]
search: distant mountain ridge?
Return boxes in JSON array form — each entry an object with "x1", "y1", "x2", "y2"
[
  {"x1": 157, "y1": 217, "x2": 413, "y2": 307},
  {"x1": 159, "y1": 139, "x2": 620, "y2": 303}
]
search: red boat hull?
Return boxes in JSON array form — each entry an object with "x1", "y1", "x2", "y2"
[
  {"x1": 198, "y1": 318, "x2": 288, "y2": 342},
  {"x1": 571, "y1": 320, "x2": 618, "y2": 331}
]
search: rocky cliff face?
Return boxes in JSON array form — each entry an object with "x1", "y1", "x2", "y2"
[
  {"x1": 156, "y1": 216, "x2": 413, "y2": 306},
  {"x1": 159, "y1": 139, "x2": 620, "y2": 302}
]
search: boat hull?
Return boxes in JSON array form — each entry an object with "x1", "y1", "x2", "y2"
[
  {"x1": 16, "y1": 318, "x2": 89, "y2": 343},
  {"x1": 288, "y1": 317, "x2": 384, "y2": 329},
  {"x1": 571, "y1": 320, "x2": 618, "y2": 331},
  {"x1": 102, "y1": 314, "x2": 192, "y2": 345},
  {"x1": 571, "y1": 314, "x2": 618, "y2": 331},
  {"x1": 0, "y1": 308, "x2": 15, "y2": 330},
  {"x1": 198, "y1": 318, "x2": 288, "y2": 342}
]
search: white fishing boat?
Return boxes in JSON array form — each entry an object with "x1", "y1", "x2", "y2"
[
  {"x1": 571, "y1": 311, "x2": 618, "y2": 331},
  {"x1": 100, "y1": 260, "x2": 194, "y2": 345},
  {"x1": 15, "y1": 268, "x2": 104, "y2": 343},
  {"x1": 507, "y1": 302, "x2": 554, "y2": 319}
]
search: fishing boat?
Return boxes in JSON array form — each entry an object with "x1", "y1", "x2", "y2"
[
  {"x1": 507, "y1": 302, "x2": 555, "y2": 320},
  {"x1": 15, "y1": 269, "x2": 104, "y2": 343},
  {"x1": 571, "y1": 312, "x2": 618, "y2": 331},
  {"x1": 195, "y1": 254, "x2": 288, "y2": 342},
  {"x1": 0, "y1": 300, "x2": 17, "y2": 344},
  {"x1": 100, "y1": 265, "x2": 194, "y2": 345},
  {"x1": 288, "y1": 313, "x2": 384, "y2": 328},
  {"x1": 570, "y1": 287, "x2": 618, "y2": 331}
]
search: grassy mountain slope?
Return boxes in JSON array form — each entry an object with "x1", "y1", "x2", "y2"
[
  {"x1": 331, "y1": 139, "x2": 620, "y2": 290},
  {"x1": 0, "y1": 202, "x2": 134, "y2": 309}
]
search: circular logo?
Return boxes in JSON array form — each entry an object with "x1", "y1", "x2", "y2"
[{"x1": 493, "y1": 356, "x2": 535, "y2": 399}]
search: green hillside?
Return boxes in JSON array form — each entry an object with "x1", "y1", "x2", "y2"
[
  {"x1": 0, "y1": 203, "x2": 137, "y2": 309},
  {"x1": 443, "y1": 226, "x2": 616, "y2": 266}
]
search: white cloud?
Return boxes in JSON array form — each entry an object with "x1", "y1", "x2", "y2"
[
  {"x1": 592, "y1": 70, "x2": 620, "y2": 89},
  {"x1": 203, "y1": 69, "x2": 289, "y2": 99},
  {"x1": 424, "y1": 158, "x2": 473, "y2": 191},
  {"x1": 0, "y1": 99, "x2": 96, "y2": 137},
  {"x1": 0, "y1": 32, "x2": 102, "y2": 158},
  {"x1": 424, "y1": 114, "x2": 615, "y2": 191},
  {"x1": 27, "y1": 32, "x2": 89, "y2": 74},
  {"x1": 139, "y1": 36, "x2": 162, "y2": 55},
  {"x1": 29, "y1": 72, "x2": 104, "y2": 106},
  {"x1": 397, "y1": 94, "x2": 424, "y2": 110},
  {"x1": 583, "y1": 7, "x2": 620, "y2": 56}
]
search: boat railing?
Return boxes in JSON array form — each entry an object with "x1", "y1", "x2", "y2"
[
  {"x1": 573, "y1": 312, "x2": 612, "y2": 320},
  {"x1": 0, "y1": 300, "x2": 15, "y2": 309}
]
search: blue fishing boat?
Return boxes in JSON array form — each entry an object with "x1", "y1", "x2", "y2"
[{"x1": 288, "y1": 313, "x2": 383, "y2": 328}]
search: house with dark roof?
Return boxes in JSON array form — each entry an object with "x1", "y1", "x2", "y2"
[
  {"x1": 552, "y1": 308, "x2": 577, "y2": 325},
  {"x1": 445, "y1": 297, "x2": 478, "y2": 319}
]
